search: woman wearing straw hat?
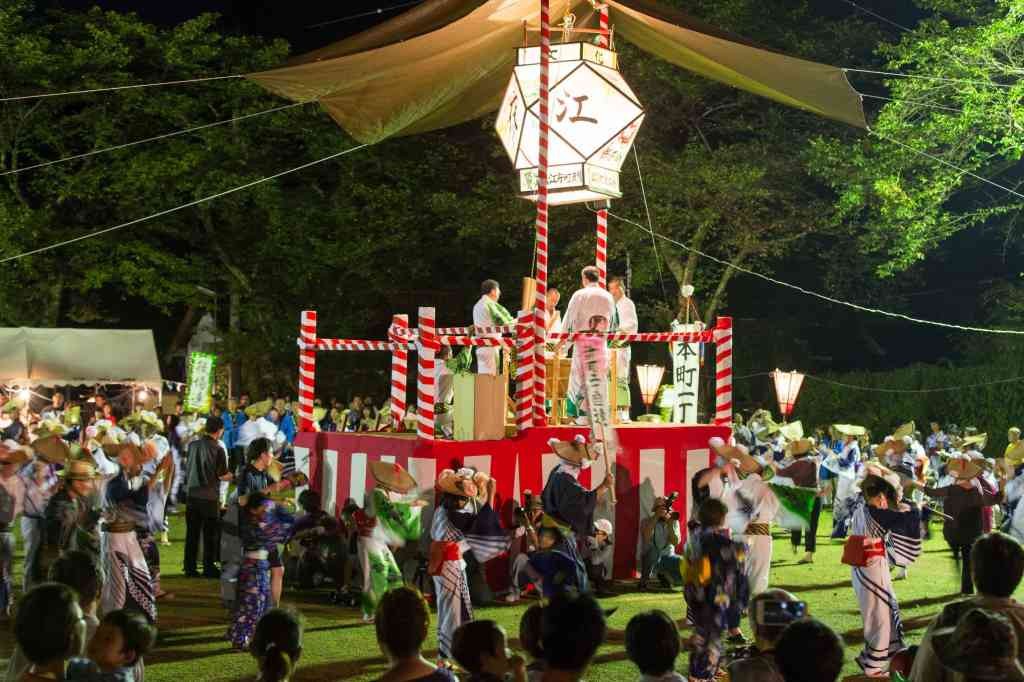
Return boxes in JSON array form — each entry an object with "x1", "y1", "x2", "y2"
[
  {"x1": 32, "y1": 458, "x2": 102, "y2": 584},
  {"x1": 431, "y1": 467, "x2": 508, "y2": 659},
  {"x1": 0, "y1": 441, "x2": 29, "y2": 615},
  {"x1": 923, "y1": 458, "x2": 1006, "y2": 595},
  {"x1": 355, "y1": 461, "x2": 424, "y2": 624},
  {"x1": 719, "y1": 441, "x2": 779, "y2": 596}
]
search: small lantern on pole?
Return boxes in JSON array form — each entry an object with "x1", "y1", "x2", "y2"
[
  {"x1": 772, "y1": 369, "x2": 805, "y2": 421},
  {"x1": 636, "y1": 364, "x2": 665, "y2": 414}
]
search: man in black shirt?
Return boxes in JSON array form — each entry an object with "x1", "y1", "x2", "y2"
[{"x1": 183, "y1": 416, "x2": 230, "y2": 578}]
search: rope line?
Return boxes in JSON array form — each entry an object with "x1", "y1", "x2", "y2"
[
  {"x1": 839, "y1": 0, "x2": 914, "y2": 32},
  {"x1": 843, "y1": 67, "x2": 1016, "y2": 89},
  {"x1": 633, "y1": 146, "x2": 671, "y2": 305},
  {"x1": 858, "y1": 92, "x2": 964, "y2": 114},
  {"x1": 735, "y1": 371, "x2": 1024, "y2": 393},
  {"x1": 306, "y1": 1, "x2": 424, "y2": 29},
  {"x1": 601, "y1": 209, "x2": 1024, "y2": 335},
  {"x1": 0, "y1": 142, "x2": 370, "y2": 264},
  {"x1": 0, "y1": 74, "x2": 246, "y2": 103},
  {"x1": 0, "y1": 101, "x2": 311, "y2": 176}
]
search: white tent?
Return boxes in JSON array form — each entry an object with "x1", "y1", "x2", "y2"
[{"x1": 0, "y1": 328, "x2": 163, "y2": 388}]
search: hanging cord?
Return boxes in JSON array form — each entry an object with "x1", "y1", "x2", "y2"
[
  {"x1": 0, "y1": 74, "x2": 246, "y2": 103},
  {"x1": 602, "y1": 209, "x2": 1024, "y2": 335},
  {"x1": 632, "y1": 146, "x2": 672, "y2": 307},
  {"x1": 843, "y1": 68, "x2": 1017, "y2": 89},
  {"x1": 0, "y1": 142, "x2": 370, "y2": 264},
  {"x1": 1, "y1": 100, "x2": 312, "y2": 177},
  {"x1": 306, "y1": 1, "x2": 424, "y2": 29},
  {"x1": 857, "y1": 92, "x2": 964, "y2": 114},
  {"x1": 839, "y1": 0, "x2": 914, "y2": 32},
  {"x1": 735, "y1": 371, "x2": 1024, "y2": 393}
]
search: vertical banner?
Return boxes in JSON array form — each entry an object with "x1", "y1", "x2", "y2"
[
  {"x1": 183, "y1": 351, "x2": 217, "y2": 414},
  {"x1": 670, "y1": 321, "x2": 701, "y2": 423}
]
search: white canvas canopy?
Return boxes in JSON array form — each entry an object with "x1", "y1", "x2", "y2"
[{"x1": 0, "y1": 328, "x2": 162, "y2": 388}]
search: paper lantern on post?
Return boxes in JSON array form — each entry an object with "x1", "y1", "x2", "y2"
[
  {"x1": 636, "y1": 364, "x2": 665, "y2": 414},
  {"x1": 495, "y1": 42, "x2": 645, "y2": 205},
  {"x1": 772, "y1": 369, "x2": 805, "y2": 420}
]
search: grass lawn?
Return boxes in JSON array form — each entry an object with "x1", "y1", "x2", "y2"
[{"x1": 0, "y1": 510, "x2": 1002, "y2": 681}]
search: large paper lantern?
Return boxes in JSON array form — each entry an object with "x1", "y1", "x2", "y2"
[
  {"x1": 495, "y1": 42, "x2": 645, "y2": 205},
  {"x1": 772, "y1": 369, "x2": 805, "y2": 420}
]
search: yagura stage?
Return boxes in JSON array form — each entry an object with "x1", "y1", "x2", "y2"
[{"x1": 294, "y1": 423, "x2": 729, "y2": 580}]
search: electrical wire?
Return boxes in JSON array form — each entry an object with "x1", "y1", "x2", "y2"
[
  {"x1": 306, "y1": 1, "x2": 424, "y2": 29},
  {"x1": 0, "y1": 74, "x2": 246, "y2": 103},
  {"x1": 734, "y1": 371, "x2": 1024, "y2": 393},
  {"x1": 0, "y1": 142, "x2": 370, "y2": 264},
  {"x1": 0, "y1": 100, "x2": 312, "y2": 177},
  {"x1": 839, "y1": 0, "x2": 914, "y2": 33},
  {"x1": 601, "y1": 209, "x2": 1024, "y2": 335},
  {"x1": 632, "y1": 146, "x2": 671, "y2": 306},
  {"x1": 843, "y1": 68, "x2": 1017, "y2": 89},
  {"x1": 858, "y1": 92, "x2": 964, "y2": 114}
]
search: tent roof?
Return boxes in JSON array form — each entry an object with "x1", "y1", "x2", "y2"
[
  {"x1": 0, "y1": 328, "x2": 163, "y2": 388},
  {"x1": 248, "y1": 0, "x2": 866, "y2": 144}
]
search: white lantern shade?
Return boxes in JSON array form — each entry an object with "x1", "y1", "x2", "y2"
[
  {"x1": 772, "y1": 369, "x2": 805, "y2": 419},
  {"x1": 496, "y1": 42, "x2": 645, "y2": 205},
  {"x1": 636, "y1": 364, "x2": 665, "y2": 407}
]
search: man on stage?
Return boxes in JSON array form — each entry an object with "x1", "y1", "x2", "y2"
[
  {"x1": 472, "y1": 279, "x2": 514, "y2": 375},
  {"x1": 562, "y1": 266, "x2": 616, "y2": 425},
  {"x1": 608, "y1": 277, "x2": 637, "y2": 423}
]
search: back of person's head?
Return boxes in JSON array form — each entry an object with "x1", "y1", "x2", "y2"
[
  {"x1": 49, "y1": 549, "x2": 102, "y2": 608},
  {"x1": 247, "y1": 437, "x2": 272, "y2": 462},
  {"x1": 519, "y1": 604, "x2": 545, "y2": 662},
  {"x1": 297, "y1": 489, "x2": 322, "y2": 514},
  {"x1": 15, "y1": 583, "x2": 85, "y2": 666},
  {"x1": 481, "y1": 279, "x2": 500, "y2": 296},
  {"x1": 748, "y1": 589, "x2": 800, "y2": 648},
  {"x1": 972, "y1": 531, "x2": 1024, "y2": 598},
  {"x1": 100, "y1": 610, "x2": 157, "y2": 664},
  {"x1": 451, "y1": 620, "x2": 503, "y2": 674},
  {"x1": 375, "y1": 586, "x2": 429, "y2": 660},
  {"x1": 581, "y1": 265, "x2": 600, "y2": 283},
  {"x1": 204, "y1": 414, "x2": 224, "y2": 435},
  {"x1": 624, "y1": 610, "x2": 679, "y2": 676},
  {"x1": 698, "y1": 498, "x2": 728, "y2": 528},
  {"x1": 251, "y1": 608, "x2": 303, "y2": 682},
  {"x1": 542, "y1": 592, "x2": 606, "y2": 672},
  {"x1": 774, "y1": 618, "x2": 844, "y2": 682}
]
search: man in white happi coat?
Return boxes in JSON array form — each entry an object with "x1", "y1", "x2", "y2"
[
  {"x1": 472, "y1": 279, "x2": 514, "y2": 375},
  {"x1": 561, "y1": 266, "x2": 616, "y2": 424},
  {"x1": 608, "y1": 277, "x2": 637, "y2": 423}
]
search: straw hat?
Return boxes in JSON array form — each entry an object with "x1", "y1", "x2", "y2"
[
  {"x1": 244, "y1": 399, "x2": 273, "y2": 419},
  {"x1": 62, "y1": 406, "x2": 82, "y2": 427},
  {"x1": 436, "y1": 468, "x2": 480, "y2": 498},
  {"x1": 778, "y1": 420, "x2": 804, "y2": 442},
  {"x1": 370, "y1": 460, "x2": 417, "y2": 494},
  {"x1": 785, "y1": 438, "x2": 815, "y2": 458},
  {"x1": 58, "y1": 459, "x2": 100, "y2": 481},
  {"x1": 1007, "y1": 441, "x2": 1024, "y2": 462},
  {"x1": 893, "y1": 421, "x2": 916, "y2": 440},
  {"x1": 116, "y1": 443, "x2": 147, "y2": 466},
  {"x1": 832, "y1": 424, "x2": 867, "y2": 437},
  {"x1": 37, "y1": 420, "x2": 68, "y2": 437},
  {"x1": 122, "y1": 410, "x2": 164, "y2": 433},
  {"x1": 548, "y1": 435, "x2": 596, "y2": 466},
  {"x1": 1, "y1": 399, "x2": 23, "y2": 415},
  {"x1": 0, "y1": 440, "x2": 32, "y2": 466},
  {"x1": 932, "y1": 609, "x2": 1024, "y2": 681},
  {"x1": 960, "y1": 433, "x2": 988, "y2": 450},
  {"x1": 947, "y1": 457, "x2": 983, "y2": 481},
  {"x1": 32, "y1": 434, "x2": 71, "y2": 464},
  {"x1": 710, "y1": 438, "x2": 760, "y2": 474},
  {"x1": 312, "y1": 407, "x2": 327, "y2": 423}
]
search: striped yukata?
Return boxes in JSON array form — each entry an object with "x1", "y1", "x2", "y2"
[
  {"x1": 431, "y1": 502, "x2": 508, "y2": 658},
  {"x1": 849, "y1": 498, "x2": 921, "y2": 676}
]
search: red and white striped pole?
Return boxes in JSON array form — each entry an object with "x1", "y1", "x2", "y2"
[
  {"x1": 595, "y1": 5, "x2": 610, "y2": 288},
  {"x1": 713, "y1": 316, "x2": 733, "y2": 426},
  {"x1": 515, "y1": 309, "x2": 536, "y2": 431},
  {"x1": 388, "y1": 314, "x2": 409, "y2": 430},
  {"x1": 416, "y1": 307, "x2": 439, "y2": 440},
  {"x1": 532, "y1": 0, "x2": 552, "y2": 427},
  {"x1": 297, "y1": 310, "x2": 317, "y2": 432}
]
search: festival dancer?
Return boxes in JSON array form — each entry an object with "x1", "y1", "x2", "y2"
[
  {"x1": 561, "y1": 266, "x2": 616, "y2": 424},
  {"x1": 683, "y1": 498, "x2": 750, "y2": 682},
  {"x1": 19, "y1": 435, "x2": 60, "y2": 590},
  {"x1": 430, "y1": 468, "x2": 507, "y2": 659},
  {"x1": 102, "y1": 443, "x2": 165, "y2": 624},
  {"x1": 771, "y1": 437, "x2": 822, "y2": 564},
  {"x1": 227, "y1": 493, "x2": 295, "y2": 650},
  {"x1": 357, "y1": 461, "x2": 423, "y2": 623},
  {"x1": 32, "y1": 458, "x2": 102, "y2": 584},
  {"x1": 139, "y1": 438, "x2": 174, "y2": 601},
  {"x1": 541, "y1": 435, "x2": 614, "y2": 593},
  {"x1": 841, "y1": 473, "x2": 922, "y2": 677},
  {"x1": 721, "y1": 443, "x2": 779, "y2": 596},
  {"x1": 0, "y1": 441, "x2": 27, "y2": 615}
]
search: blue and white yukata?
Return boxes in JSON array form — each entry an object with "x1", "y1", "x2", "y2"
[
  {"x1": 430, "y1": 501, "x2": 507, "y2": 658},
  {"x1": 541, "y1": 463, "x2": 596, "y2": 593},
  {"x1": 103, "y1": 469, "x2": 157, "y2": 624},
  {"x1": 846, "y1": 497, "x2": 921, "y2": 676}
]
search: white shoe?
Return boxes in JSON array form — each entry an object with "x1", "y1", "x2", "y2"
[
  {"x1": 574, "y1": 415, "x2": 590, "y2": 426},
  {"x1": 504, "y1": 590, "x2": 520, "y2": 603}
]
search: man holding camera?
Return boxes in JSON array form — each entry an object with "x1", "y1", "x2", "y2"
[
  {"x1": 639, "y1": 494, "x2": 682, "y2": 590},
  {"x1": 726, "y1": 589, "x2": 803, "y2": 681}
]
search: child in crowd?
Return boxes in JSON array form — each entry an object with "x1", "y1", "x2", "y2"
[
  {"x1": 376, "y1": 586, "x2": 457, "y2": 682},
  {"x1": 67, "y1": 610, "x2": 157, "y2": 682},
  {"x1": 683, "y1": 498, "x2": 750, "y2": 682},
  {"x1": 228, "y1": 494, "x2": 296, "y2": 650},
  {"x1": 250, "y1": 608, "x2": 303, "y2": 682},
  {"x1": 625, "y1": 610, "x2": 684, "y2": 682},
  {"x1": 14, "y1": 583, "x2": 88, "y2": 682},
  {"x1": 450, "y1": 620, "x2": 526, "y2": 682},
  {"x1": 525, "y1": 515, "x2": 586, "y2": 598},
  {"x1": 518, "y1": 605, "x2": 545, "y2": 682}
]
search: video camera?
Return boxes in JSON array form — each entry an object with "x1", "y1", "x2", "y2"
[
  {"x1": 755, "y1": 599, "x2": 807, "y2": 626},
  {"x1": 663, "y1": 491, "x2": 680, "y2": 521}
]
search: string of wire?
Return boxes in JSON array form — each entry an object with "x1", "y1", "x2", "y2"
[
  {"x1": 0, "y1": 142, "x2": 370, "y2": 264},
  {"x1": 839, "y1": 0, "x2": 914, "y2": 32},
  {"x1": 0, "y1": 74, "x2": 246, "y2": 103},
  {"x1": 843, "y1": 67, "x2": 1017, "y2": 89},
  {"x1": 306, "y1": 1, "x2": 424, "y2": 29},
  {"x1": 0, "y1": 100, "x2": 312, "y2": 177},
  {"x1": 734, "y1": 371, "x2": 1024, "y2": 393},
  {"x1": 632, "y1": 146, "x2": 671, "y2": 306}
]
